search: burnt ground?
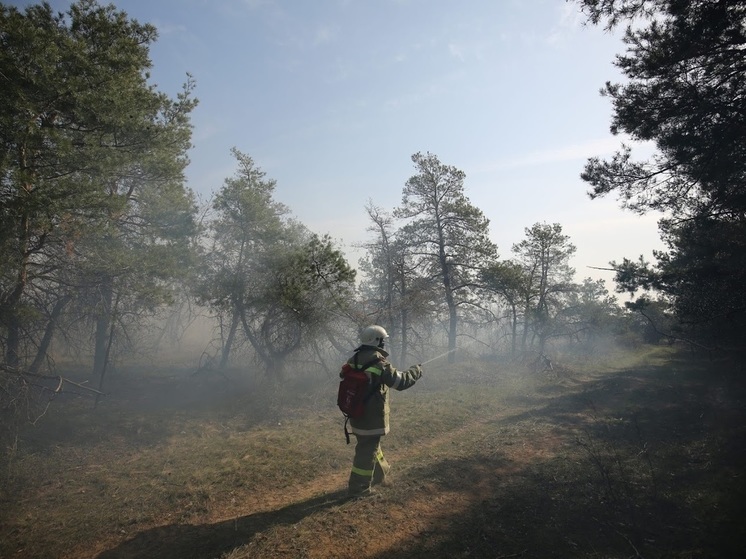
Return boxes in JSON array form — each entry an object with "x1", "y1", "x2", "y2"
[{"x1": 1, "y1": 347, "x2": 745, "y2": 559}]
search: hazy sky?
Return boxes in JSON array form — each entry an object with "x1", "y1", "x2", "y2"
[{"x1": 12, "y1": 0, "x2": 664, "y2": 294}]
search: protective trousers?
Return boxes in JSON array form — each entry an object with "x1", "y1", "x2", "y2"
[{"x1": 348, "y1": 434, "x2": 390, "y2": 495}]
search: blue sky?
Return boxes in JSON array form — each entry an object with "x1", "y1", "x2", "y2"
[{"x1": 13, "y1": 0, "x2": 664, "y2": 294}]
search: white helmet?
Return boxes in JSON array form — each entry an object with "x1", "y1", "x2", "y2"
[{"x1": 360, "y1": 325, "x2": 389, "y2": 347}]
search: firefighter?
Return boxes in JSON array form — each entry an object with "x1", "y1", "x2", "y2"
[{"x1": 345, "y1": 325, "x2": 422, "y2": 497}]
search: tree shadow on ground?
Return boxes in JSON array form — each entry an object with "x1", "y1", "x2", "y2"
[
  {"x1": 94, "y1": 354, "x2": 746, "y2": 559},
  {"x1": 95, "y1": 489, "x2": 349, "y2": 559},
  {"x1": 369, "y1": 356, "x2": 746, "y2": 558}
]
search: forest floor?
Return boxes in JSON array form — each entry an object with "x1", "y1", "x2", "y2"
[{"x1": 1, "y1": 345, "x2": 744, "y2": 559}]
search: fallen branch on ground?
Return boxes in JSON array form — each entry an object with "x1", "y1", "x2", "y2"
[{"x1": 1, "y1": 364, "x2": 103, "y2": 396}]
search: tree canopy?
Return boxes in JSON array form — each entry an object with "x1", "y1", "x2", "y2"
[
  {"x1": 395, "y1": 152, "x2": 497, "y2": 361},
  {"x1": 0, "y1": 0, "x2": 198, "y2": 373},
  {"x1": 0, "y1": 0, "x2": 677, "y2": 384},
  {"x1": 576, "y1": 0, "x2": 746, "y2": 349},
  {"x1": 195, "y1": 149, "x2": 355, "y2": 376}
]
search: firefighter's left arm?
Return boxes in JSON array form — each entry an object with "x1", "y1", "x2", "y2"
[{"x1": 381, "y1": 362, "x2": 422, "y2": 391}]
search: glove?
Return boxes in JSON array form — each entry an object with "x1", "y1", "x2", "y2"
[{"x1": 411, "y1": 364, "x2": 423, "y2": 380}]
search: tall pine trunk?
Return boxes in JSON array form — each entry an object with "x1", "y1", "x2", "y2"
[
  {"x1": 29, "y1": 296, "x2": 70, "y2": 373},
  {"x1": 4, "y1": 209, "x2": 31, "y2": 368},
  {"x1": 440, "y1": 252, "x2": 458, "y2": 364},
  {"x1": 92, "y1": 276, "x2": 114, "y2": 378},
  {"x1": 219, "y1": 308, "x2": 240, "y2": 370}
]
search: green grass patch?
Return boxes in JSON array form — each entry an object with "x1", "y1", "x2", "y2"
[{"x1": 1, "y1": 345, "x2": 744, "y2": 559}]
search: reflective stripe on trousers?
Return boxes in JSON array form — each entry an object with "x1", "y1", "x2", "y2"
[{"x1": 348, "y1": 434, "x2": 390, "y2": 494}]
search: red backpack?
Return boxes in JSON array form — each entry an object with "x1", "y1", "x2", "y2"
[{"x1": 337, "y1": 355, "x2": 380, "y2": 443}]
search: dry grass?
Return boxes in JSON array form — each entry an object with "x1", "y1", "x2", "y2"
[{"x1": 1, "y1": 346, "x2": 744, "y2": 558}]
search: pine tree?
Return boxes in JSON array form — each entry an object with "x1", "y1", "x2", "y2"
[
  {"x1": 577, "y1": 0, "x2": 746, "y2": 348},
  {"x1": 395, "y1": 152, "x2": 497, "y2": 362},
  {"x1": 0, "y1": 1, "x2": 197, "y2": 372}
]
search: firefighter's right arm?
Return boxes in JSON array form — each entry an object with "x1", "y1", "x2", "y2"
[{"x1": 382, "y1": 362, "x2": 422, "y2": 391}]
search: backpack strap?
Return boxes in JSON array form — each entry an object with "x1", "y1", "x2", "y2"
[
  {"x1": 344, "y1": 416, "x2": 351, "y2": 444},
  {"x1": 353, "y1": 351, "x2": 382, "y2": 373},
  {"x1": 355, "y1": 355, "x2": 382, "y2": 389},
  {"x1": 357, "y1": 356, "x2": 384, "y2": 418}
]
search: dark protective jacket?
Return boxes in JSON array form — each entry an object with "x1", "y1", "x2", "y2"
[{"x1": 344, "y1": 345, "x2": 422, "y2": 437}]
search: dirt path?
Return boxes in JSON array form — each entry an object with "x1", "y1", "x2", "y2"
[{"x1": 5, "y1": 350, "x2": 743, "y2": 559}]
